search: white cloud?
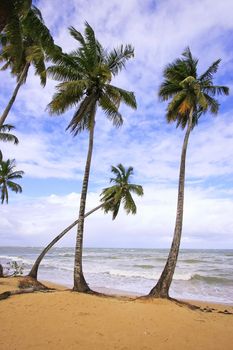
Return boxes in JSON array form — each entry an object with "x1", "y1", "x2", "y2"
[
  {"x1": 1, "y1": 184, "x2": 233, "y2": 248},
  {"x1": 0, "y1": 0, "x2": 233, "y2": 247}
]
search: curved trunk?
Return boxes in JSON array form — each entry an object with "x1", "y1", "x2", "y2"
[
  {"x1": 0, "y1": 63, "x2": 30, "y2": 128},
  {"x1": 149, "y1": 109, "x2": 193, "y2": 298},
  {"x1": 28, "y1": 202, "x2": 108, "y2": 279},
  {"x1": 73, "y1": 113, "x2": 96, "y2": 292}
]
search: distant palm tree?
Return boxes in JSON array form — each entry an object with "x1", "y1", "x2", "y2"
[
  {"x1": 148, "y1": 48, "x2": 229, "y2": 298},
  {"x1": 101, "y1": 164, "x2": 143, "y2": 219},
  {"x1": 48, "y1": 23, "x2": 137, "y2": 292},
  {"x1": 0, "y1": 157, "x2": 24, "y2": 204},
  {"x1": 28, "y1": 164, "x2": 143, "y2": 281},
  {"x1": 0, "y1": 5, "x2": 61, "y2": 128}
]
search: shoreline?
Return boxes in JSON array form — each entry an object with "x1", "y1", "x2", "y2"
[{"x1": 41, "y1": 279, "x2": 233, "y2": 306}]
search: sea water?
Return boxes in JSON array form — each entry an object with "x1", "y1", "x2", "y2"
[{"x1": 0, "y1": 247, "x2": 232, "y2": 304}]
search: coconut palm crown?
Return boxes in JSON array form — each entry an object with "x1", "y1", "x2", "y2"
[
  {"x1": 47, "y1": 23, "x2": 136, "y2": 133},
  {"x1": 149, "y1": 47, "x2": 229, "y2": 298},
  {"x1": 159, "y1": 47, "x2": 229, "y2": 128},
  {"x1": 47, "y1": 22, "x2": 137, "y2": 293},
  {"x1": 101, "y1": 164, "x2": 143, "y2": 220},
  {"x1": 0, "y1": 157, "x2": 24, "y2": 204},
  {"x1": 0, "y1": 1, "x2": 59, "y2": 69},
  {"x1": 0, "y1": 5, "x2": 62, "y2": 128}
]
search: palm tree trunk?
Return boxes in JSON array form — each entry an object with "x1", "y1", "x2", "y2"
[
  {"x1": 73, "y1": 113, "x2": 96, "y2": 292},
  {"x1": 28, "y1": 201, "x2": 110, "y2": 279},
  {"x1": 0, "y1": 62, "x2": 30, "y2": 128},
  {"x1": 149, "y1": 109, "x2": 193, "y2": 298}
]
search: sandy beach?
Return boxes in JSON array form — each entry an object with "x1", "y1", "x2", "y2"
[{"x1": 0, "y1": 277, "x2": 233, "y2": 350}]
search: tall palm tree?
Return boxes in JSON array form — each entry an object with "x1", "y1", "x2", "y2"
[
  {"x1": 0, "y1": 5, "x2": 61, "y2": 128},
  {"x1": 48, "y1": 26, "x2": 136, "y2": 293},
  {"x1": 28, "y1": 164, "x2": 143, "y2": 280},
  {"x1": 148, "y1": 48, "x2": 229, "y2": 298},
  {"x1": 0, "y1": 157, "x2": 24, "y2": 204}
]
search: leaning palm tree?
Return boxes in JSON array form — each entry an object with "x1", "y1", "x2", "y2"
[
  {"x1": 148, "y1": 48, "x2": 229, "y2": 298},
  {"x1": 28, "y1": 164, "x2": 143, "y2": 280},
  {"x1": 0, "y1": 5, "x2": 61, "y2": 128},
  {"x1": 0, "y1": 157, "x2": 24, "y2": 204},
  {"x1": 47, "y1": 23, "x2": 136, "y2": 292}
]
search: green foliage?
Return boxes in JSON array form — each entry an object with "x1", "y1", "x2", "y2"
[
  {"x1": 158, "y1": 47, "x2": 229, "y2": 129},
  {"x1": 0, "y1": 0, "x2": 32, "y2": 65},
  {"x1": 0, "y1": 3, "x2": 62, "y2": 85},
  {"x1": 47, "y1": 22, "x2": 136, "y2": 136},
  {"x1": 0, "y1": 124, "x2": 19, "y2": 144},
  {"x1": 6, "y1": 261, "x2": 24, "y2": 276},
  {"x1": 0, "y1": 157, "x2": 24, "y2": 204},
  {"x1": 101, "y1": 164, "x2": 144, "y2": 220}
]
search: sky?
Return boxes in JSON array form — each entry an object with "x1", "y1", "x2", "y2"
[{"x1": 1, "y1": 0, "x2": 233, "y2": 249}]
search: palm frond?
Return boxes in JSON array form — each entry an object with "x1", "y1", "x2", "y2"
[
  {"x1": 67, "y1": 95, "x2": 97, "y2": 135},
  {"x1": 106, "y1": 85, "x2": 137, "y2": 109},
  {"x1": 47, "y1": 62, "x2": 81, "y2": 82},
  {"x1": 128, "y1": 184, "x2": 144, "y2": 196},
  {"x1": 69, "y1": 26, "x2": 85, "y2": 46},
  {"x1": 106, "y1": 44, "x2": 134, "y2": 76},
  {"x1": 123, "y1": 191, "x2": 137, "y2": 215},
  {"x1": 203, "y1": 94, "x2": 219, "y2": 114},
  {"x1": 48, "y1": 80, "x2": 87, "y2": 115},
  {"x1": 22, "y1": 7, "x2": 55, "y2": 55},
  {"x1": 0, "y1": 132, "x2": 18, "y2": 144},
  {"x1": 7, "y1": 180, "x2": 22, "y2": 193},
  {"x1": 203, "y1": 85, "x2": 229, "y2": 96},
  {"x1": 199, "y1": 59, "x2": 221, "y2": 81},
  {"x1": 182, "y1": 47, "x2": 198, "y2": 77},
  {"x1": 99, "y1": 93, "x2": 123, "y2": 127}
]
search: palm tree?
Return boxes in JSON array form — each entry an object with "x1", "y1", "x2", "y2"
[
  {"x1": 28, "y1": 164, "x2": 143, "y2": 280},
  {"x1": 0, "y1": 5, "x2": 61, "y2": 128},
  {"x1": 148, "y1": 48, "x2": 229, "y2": 298},
  {"x1": 0, "y1": 157, "x2": 24, "y2": 204},
  {"x1": 47, "y1": 23, "x2": 137, "y2": 292},
  {"x1": 100, "y1": 164, "x2": 144, "y2": 218}
]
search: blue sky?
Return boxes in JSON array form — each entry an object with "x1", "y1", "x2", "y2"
[{"x1": 1, "y1": 0, "x2": 233, "y2": 248}]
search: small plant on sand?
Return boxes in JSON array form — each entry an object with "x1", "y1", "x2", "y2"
[{"x1": 6, "y1": 261, "x2": 24, "y2": 276}]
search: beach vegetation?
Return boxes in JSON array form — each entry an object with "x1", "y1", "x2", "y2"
[
  {"x1": 0, "y1": 3, "x2": 61, "y2": 127},
  {"x1": 148, "y1": 47, "x2": 229, "y2": 298},
  {"x1": 28, "y1": 164, "x2": 143, "y2": 282},
  {"x1": 0, "y1": 157, "x2": 24, "y2": 204},
  {"x1": 47, "y1": 23, "x2": 137, "y2": 292}
]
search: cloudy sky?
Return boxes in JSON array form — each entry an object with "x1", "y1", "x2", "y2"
[{"x1": 1, "y1": 0, "x2": 233, "y2": 249}]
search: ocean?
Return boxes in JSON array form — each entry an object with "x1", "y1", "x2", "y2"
[{"x1": 0, "y1": 247, "x2": 232, "y2": 304}]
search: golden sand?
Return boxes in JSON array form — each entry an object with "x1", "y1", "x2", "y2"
[{"x1": 0, "y1": 277, "x2": 233, "y2": 350}]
